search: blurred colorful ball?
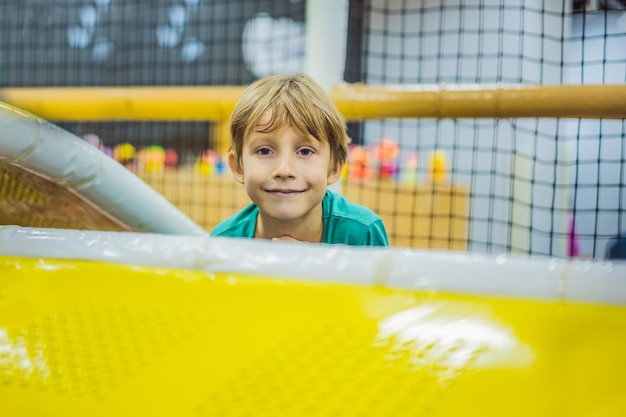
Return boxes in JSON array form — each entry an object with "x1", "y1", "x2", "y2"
[
  {"x1": 196, "y1": 150, "x2": 218, "y2": 175},
  {"x1": 399, "y1": 151, "x2": 419, "y2": 184},
  {"x1": 83, "y1": 133, "x2": 103, "y2": 149},
  {"x1": 164, "y1": 148, "x2": 178, "y2": 168},
  {"x1": 137, "y1": 146, "x2": 165, "y2": 174},
  {"x1": 113, "y1": 143, "x2": 136, "y2": 163},
  {"x1": 374, "y1": 137, "x2": 400, "y2": 163},
  {"x1": 102, "y1": 147, "x2": 114, "y2": 158},
  {"x1": 348, "y1": 145, "x2": 369, "y2": 181},
  {"x1": 429, "y1": 149, "x2": 447, "y2": 183}
]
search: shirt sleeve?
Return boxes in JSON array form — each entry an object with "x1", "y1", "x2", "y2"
[{"x1": 367, "y1": 219, "x2": 390, "y2": 247}]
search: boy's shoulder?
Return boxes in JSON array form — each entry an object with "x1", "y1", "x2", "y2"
[
  {"x1": 323, "y1": 189, "x2": 382, "y2": 226},
  {"x1": 322, "y1": 189, "x2": 389, "y2": 246},
  {"x1": 210, "y1": 203, "x2": 257, "y2": 237}
]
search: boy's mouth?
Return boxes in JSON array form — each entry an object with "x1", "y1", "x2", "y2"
[{"x1": 266, "y1": 188, "x2": 303, "y2": 195}]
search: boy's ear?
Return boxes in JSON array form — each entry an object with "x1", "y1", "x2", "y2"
[
  {"x1": 327, "y1": 161, "x2": 343, "y2": 185},
  {"x1": 228, "y1": 152, "x2": 245, "y2": 184}
]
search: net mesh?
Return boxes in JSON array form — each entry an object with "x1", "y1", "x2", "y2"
[
  {"x1": 0, "y1": 162, "x2": 130, "y2": 231},
  {"x1": 1, "y1": 0, "x2": 625, "y2": 258},
  {"x1": 342, "y1": 0, "x2": 626, "y2": 258}
]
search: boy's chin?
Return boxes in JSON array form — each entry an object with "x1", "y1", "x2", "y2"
[{"x1": 259, "y1": 206, "x2": 314, "y2": 222}]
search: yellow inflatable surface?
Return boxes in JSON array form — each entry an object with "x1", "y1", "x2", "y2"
[{"x1": 1, "y1": 255, "x2": 625, "y2": 417}]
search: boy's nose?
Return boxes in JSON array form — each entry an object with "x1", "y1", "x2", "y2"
[{"x1": 273, "y1": 153, "x2": 296, "y2": 178}]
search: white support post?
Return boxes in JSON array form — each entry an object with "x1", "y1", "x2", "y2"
[{"x1": 305, "y1": 0, "x2": 348, "y2": 92}]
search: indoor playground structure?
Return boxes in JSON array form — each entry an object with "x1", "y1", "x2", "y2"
[
  {"x1": 1, "y1": 80, "x2": 625, "y2": 417},
  {"x1": 1, "y1": 1, "x2": 626, "y2": 416}
]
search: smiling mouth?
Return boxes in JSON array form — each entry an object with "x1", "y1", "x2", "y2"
[{"x1": 266, "y1": 189, "x2": 303, "y2": 195}]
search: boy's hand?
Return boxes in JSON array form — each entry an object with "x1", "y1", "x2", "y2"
[{"x1": 272, "y1": 236, "x2": 300, "y2": 242}]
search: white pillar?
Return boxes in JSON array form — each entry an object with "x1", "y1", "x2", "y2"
[{"x1": 305, "y1": 0, "x2": 348, "y2": 92}]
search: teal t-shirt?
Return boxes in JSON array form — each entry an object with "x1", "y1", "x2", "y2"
[{"x1": 210, "y1": 190, "x2": 389, "y2": 246}]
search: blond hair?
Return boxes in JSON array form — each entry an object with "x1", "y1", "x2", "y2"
[{"x1": 229, "y1": 73, "x2": 350, "y2": 170}]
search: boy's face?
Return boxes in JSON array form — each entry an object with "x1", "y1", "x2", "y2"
[{"x1": 229, "y1": 112, "x2": 341, "y2": 231}]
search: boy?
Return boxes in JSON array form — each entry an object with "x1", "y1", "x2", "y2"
[{"x1": 211, "y1": 73, "x2": 388, "y2": 246}]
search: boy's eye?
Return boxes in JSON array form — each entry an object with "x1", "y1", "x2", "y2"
[
  {"x1": 298, "y1": 148, "x2": 314, "y2": 156},
  {"x1": 256, "y1": 147, "x2": 272, "y2": 155}
]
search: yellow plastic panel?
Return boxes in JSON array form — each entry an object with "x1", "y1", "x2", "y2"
[{"x1": 1, "y1": 255, "x2": 625, "y2": 416}]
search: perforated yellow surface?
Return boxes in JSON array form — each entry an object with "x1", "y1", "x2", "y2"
[{"x1": 1, "y1": 255, "x2": 625, "y2": 416}]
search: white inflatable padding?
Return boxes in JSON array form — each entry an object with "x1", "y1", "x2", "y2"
[
  {"x1": 1, "y1": 225, "x2": 624, "y2": 305},
  {"x1": 0, "y1": 101, "x2": 207, "y2": 235},
  {"x1": 0, "y1": 104, "x2": 42, "y2": 159}
]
